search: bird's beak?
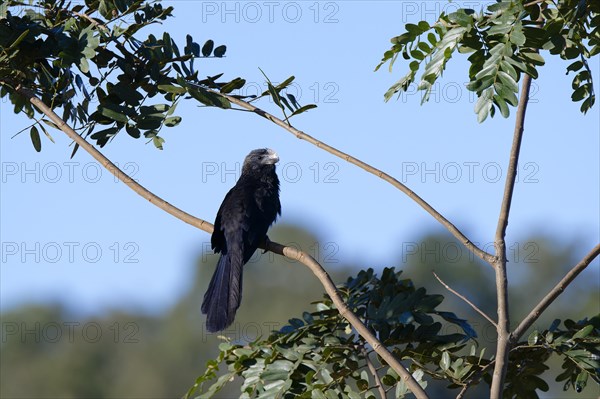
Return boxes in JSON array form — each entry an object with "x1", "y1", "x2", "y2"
[{"x1": 266, "y1": 149, "x2": 279, "y2": 164}]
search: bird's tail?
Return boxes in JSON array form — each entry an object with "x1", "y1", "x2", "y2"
[{"x1": 201, "y1": 253, "x2": 244, "y2": 332}]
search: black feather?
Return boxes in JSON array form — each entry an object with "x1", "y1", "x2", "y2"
[{"x1": 202, "y1": 148, "x2": 281, "y2": 332}]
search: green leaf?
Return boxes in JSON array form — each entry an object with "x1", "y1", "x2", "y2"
[
  {"x1": 30, "y1": 126, "x2": 41, "y2": 152},
  {"x1": 448, "y1": 9, "x2": 474, "y2": 27},
  {"x1": 520, "y1": 51, "x2": 545, "y2": 66},
  {"x1": 440, "y1": 351, "x2": 450, "y2": 371},
  {"x1": 417, "y1": 41, "x2": 431, "y2": 53},
  {"x1": 38, "y1": 124, "x2": 55, "y2": 144},
  {"x1": 202, "y1": 40, "x2": 214, "y2": 57},
  {"x1": 262, "y1": 359, "x2": 294, "y2": 381},
  {"x1": 566, "y1": 61, "x2": 584, "y2": 74},
  {"x1": 405, "y1": 23, "x2": 422, "y2": 37},
  {"x1": 510, "y1": 23, "x2": 526, "y2": 46},
  {"x1": 137, "y1": 116, "x2": 163, "y2": 130},
  {"x1": 267, "y1": 81, "x2": 283, "y2": 110},
  {"x1": 427, "y1": 32, "x2": 438, "y2": 46},
  {"x1": 418, "y1": 26, "x2": 468, "y2": 103},
  {"x1": 100, "y1": 106, "x2": 129, "y2": 123},
  {"x1": 528, "y1": 330, "x2": 539, "y2": 345},
  {"x1": 152, "y1": 136, "x2": 165, "y2": 150},
  {"x1": 571, "y1": 85, "x2": 589, "y2": 102},
  {"x1": 500, "y1": 60, "x2": 518, "y2": 81},
  {"x1": 140, "y1": 104, "x2": 169, "y2": 114},
  {"x1": 356, "y1": 379, "x2": 369, "y2": 391},
  {"x1": 436, "y1": 311, "x2": 477, "y2": 338},
  {"x1": 320, "y1": 368, "x2": 334, "y2": 384},
  {"x1": 286, "y1": 93, "x2": 300, "y2": 109},
  {"x1": 78, "y1": 57, "x2": 90, "y2": 74},
  {"x1": 158, "y1": 84, "x2": 186, "y2": 94},
  {"x1": 189, "y1": 87, "x2": 231, "y2": 108},
  {"x1": 90, "y1": 127, "x2": 118, "y2": 148},
  {"x1": 213, "y1": 45, "x2": 226, "y2": 57},
  {"x1": 164, "y1": 116, "x2": 182, "y2": 127},
  {"x1": 580, "y1": 95, "x2": 595, "y2": 114},
  {"x1": 384, "y1": 70, "x2": 415, "y2": 101},
  {"x1": 126, "y1": 125, "x2": 141, "y2": 139},
  {"x1": 411, "y1": 49, "x2": 425, "y2": 60},
  {"x1": 497, "y1": 71, "x2": 518, "y2": 93},
  {"x1": 279, "y1": 95, "x2": 295, "y2": 113},
  {"x1": 475, "y1": 88, "x2": 494, "y2": 123},
  {"x1": 505, "y1": 56, "x2": 529, "y2": 73},
  {"x1": 288, "y1": 318, "x2": 304, "y2": 329},
  {"x1": 311, "y1": 389, "x2": 326, "y2": 399},
  {"x1": 220, "y1": 78, "x2": 246, "y2": 94},
  {"x1": 381, "y1": 374, "x2": 396, "y2": 386},
  {"x1": 418, "y1": 21, "x2": 430, "y2": 31},
  {"x1": 290, "y1": 104, "x2": 317, "y2": 118},
  {"x1": 70, "y1": 143, "x2": 80, "y2": 159},
  {"x1": 275, "y1": 76, "x2": 295, "y2": 91},
  {"x1": 572, "y1": 324, "x2": 594, "y2": 340},
  {"x1": 548, "y1": 319, "x2": 561, "y2": 332},
  {"x1": 575, "y1": 371, "x2": 588, "y2": 392}
]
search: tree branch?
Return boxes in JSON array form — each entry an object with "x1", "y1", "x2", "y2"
[
  {"x1": 214, "y1": 91, "x2": 497, "y2": 266},
  {"x1": 361, "y1": 345, "x2": 388, "y2": 399},
  {"x1": 489, "y1": 74, "x2": 532, "y2": 399},
  {"x1": 511, "y1": 243, "x2": 600, "y2": 342},
  {"x1": 432, "y1": 271, "x2": 497, "y2": 328},
  {"x1": 18, "y1": 86, "x2": 429, "y2": 399},
  {"x1": 14, "y1": 84, "x2": 213, "y2": 234}
]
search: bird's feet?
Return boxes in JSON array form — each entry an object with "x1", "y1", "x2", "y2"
[{"x1": 261, "y1": 235, "x2": 272, "y2": 254}]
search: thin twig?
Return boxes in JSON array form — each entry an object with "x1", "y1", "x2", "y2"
[
  {"x1": 213, "y1": 90, "x2": 496, "y2": 266},
  {"x1": 73, "y1": 11, "x2": 109, "y2": 32},
  {"x1": 17, "y1": 85, "x2": 429, "y2": 399},
  {"x1": 432, "y1": 271, "x2": 497, "y2": 328},
  {"x1": 455, "y1": 384, "x2": 469, "y2": 399},
  {"x1": 10, "y1": 117, "x2": 42, "y2": 138},
  {"x1": 511, "y1": 243, "x2": 600, "y2": 342},
  {"x1": 361, "y1": 345, "x2": 387, "y2": 399},
  {"x1": 489, "y1": 74, "x2": 532, "y2": 399},
  {"x1": 523, "y1": 0, "x2": 549, "y2": 7},
  {"x1": 455, "y1": 358, "x2": 496, "y2": 399}
]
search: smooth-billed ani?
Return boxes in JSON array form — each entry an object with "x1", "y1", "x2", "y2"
[{"x1": 201, "y1": 148, "x2": 281, "y2": 332}]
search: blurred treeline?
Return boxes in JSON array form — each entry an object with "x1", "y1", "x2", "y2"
[{"x1": 1, "y1": 224, "x2": 598, "y2": 398}]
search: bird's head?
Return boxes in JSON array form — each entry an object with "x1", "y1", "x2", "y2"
[{"x1": 243, "y1": 148, "x2": 279, "y2": 169}]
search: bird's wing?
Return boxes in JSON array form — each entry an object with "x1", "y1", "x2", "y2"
[
  {"x1": 211, "y1": 187, "x2": 242, "y2": 253},
  {"x1": 212, "y1": 177, "x2": 277, "y2": 261}
]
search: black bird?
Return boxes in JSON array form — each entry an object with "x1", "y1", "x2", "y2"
[{"x1": 201, "y1": 148, "x2": 281, "y2": 332}]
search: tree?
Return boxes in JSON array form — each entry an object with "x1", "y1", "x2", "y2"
[{"x1": 1, "y1": 0, "x2": 598, "y2": 398}]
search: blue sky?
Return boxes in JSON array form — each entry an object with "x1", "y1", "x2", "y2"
[{"x1": 1, "y1": 1, "x2": 599, "y2": 315}]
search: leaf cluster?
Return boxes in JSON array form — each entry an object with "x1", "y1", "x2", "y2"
[
  {"x1": 185, "y1": 267, "x2": 482, "y2": 398},
  {"x1": 376, "y1": 0, "x2": 599, "y2": 121},
  {"x1": 503, "y1": 316, "x2": 600, "y2": 398},
  {"x1": 0, "y1": 0, "x2": 316, "y2": 153},
  {"x1": 186, "y1": 267, "x2": 600, "y2": 398}
]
